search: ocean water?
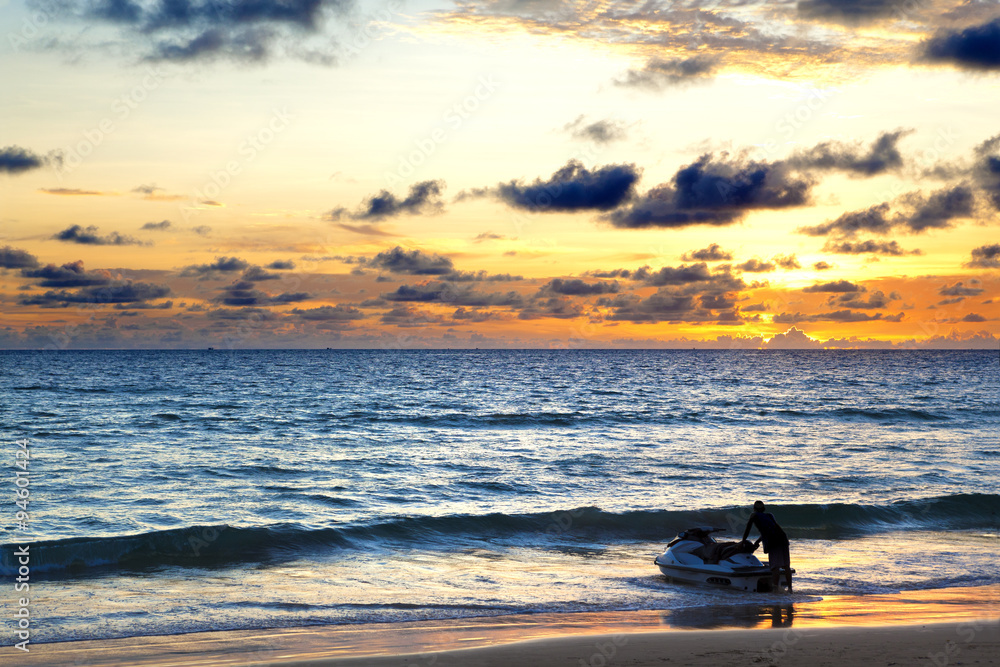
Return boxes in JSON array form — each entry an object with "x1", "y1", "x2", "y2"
[{"x1": 1, "y1": 349, "x2": 998, "y2": 644}]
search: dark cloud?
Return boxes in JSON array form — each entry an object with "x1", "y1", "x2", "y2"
[
  {"x1": 803, "y1": 280, "x2": 863, "y2": 293},
  {"x1": 241, "y1": 266, "x2": 281, "y2": 281},
  {"x1": 642, "y1": 263, "x2": 712, "y2": 287},
  {"x1": 608, "y1": 154, "x2": 811, "y2": 229},
  {"x1": 0, "y1": 246, "x2": 40, "y2": 269},
  {"x1": 796, "y1": 0, "x2": 899, "y2": 24},
  {"x1": 822, "y1": 239, "x2": 919, "y2": 256},
  {"x1": 267, "y1": 259, "x2": 296, "y2": 270},
  {"x1": 787, "y1": 130, "x2": 911, "y2": 176},
  {"x1": 537, "y1": 278, "x2": 619, "y2": 296},
  {"x1": 813, "y1": 261, "x2": 833, "y2": 270},
  {"x1": 113, "y1": 300, "x2": 174, "y2": 310},
  {"x1": 939, "y1": 282, "x2": 984, "y2": 297},
  {"x1": 21, "y1": 261, "x2": 111, "y2": 287},
  {"x1": 683, "y1": 244, "x2": 733, "y2": 261},
  {"x1": 773, "y1": 254, "x2": 801, "y2": 270},
  {"x1": 964, "y1": 243, "x2": 1000, "y2": 269},
  {"x1": 291, "y1": 304, "x2": 364, "y2": 321},
  {"x1": 586, "y1": 267, "x2": 651, "y2": 280},
  {"x1": 383, "y1": 282, "x2": 523, "y2": 307},
  {"x1": 924, "y1": 18, "x2": 1000, "y2": 70},
  {"x1": 518, "y1": 297, "x2": 587, "y2": 320},
  {"x1": 68, "y1": 0, "x2": 351, "y2": 65},
  {"x1": 473, "y1": 232, "x2": 506, "y2": 242},
  {"x1": 206, "y1": 307, "x2": 278, "y2": 321},
  {"x1": 141, "y1": 220, "x2": 172, "y2": 230},
  {"x1": 218, "y1": 280, "x2": 310, "y2": 306},
  {"x1": 19, "y1": 281, "x2": 171, "y2": 306},
  {"x1": 366, "y1": 247, "x2": 454, "y2": 275},
  {"x1": 192, "y1": 225, "x2": 212, "y2": 236},
  {"x1": 971, "y1": 135, "x2": 1000, "y2": 210},
  {"x1": 494, "y1": 160, "x2": 640, "y2": 212},
  {"x1": 832, "y1": 290, "x2": 894, "y2": 309},
  {"x1": 379, "y1": 305, "x2": 446, "y2": 327},
  {"x1": 774, "y1": 309, "x2": 891, "y2": 323},
  {"x1": 735, "y1": 258, "x2": 775, "y2": 273},
  {"x1": 602, "y1": 290, "x2": 696, "y2": 322},
  {"x1": 181, "y1": 256, "x2": 250, "y2": 277},
  {"x1": 615, "y1": 55, "x2": 719, "y2": 89},
  {"x1": 330, "y1": 180, "x2": 446, "y2": 221},
  {"x1": 898, "y1": 185, "x2": 974, "y2": 232},
  {"x1": 962, "y1": 313, "x2": 987, "y2": 322},
  {"x1": 54, "y1": 225, "x2": 147, "y2": 246},
  {"x1": 564, "y1": 116, "x2": 628, "y2": 144},
  {"x1": 799, "y1": 203, "x2": 892, "y2": 237},
  {"x1": 0, "y1": 146, "x2": 47, "y2": 174},
  {"x1": 741, "y1": 302, "x2": 768, "y2": 312}
]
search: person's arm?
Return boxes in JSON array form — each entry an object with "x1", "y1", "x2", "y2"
[{"x1": 742, "y1": 516, "x2": 754, "y2": 542}]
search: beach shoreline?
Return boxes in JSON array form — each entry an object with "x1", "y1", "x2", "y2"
[{"x1": 11, "y1": 584, "x2": 999, "y2": 666}]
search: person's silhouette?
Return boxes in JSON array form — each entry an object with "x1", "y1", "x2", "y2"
[{"x1": 743, "y1": 500, "x2": 792, "y2": 593}]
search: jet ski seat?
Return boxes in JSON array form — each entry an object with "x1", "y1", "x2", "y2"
[{"x1": 691, "y1": 541, "x2": 744, "y2": 564}]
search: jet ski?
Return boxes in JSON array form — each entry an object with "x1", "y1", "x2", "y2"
[{"x1": 654, "y1": 526, "x2": 785, "y2": 592}]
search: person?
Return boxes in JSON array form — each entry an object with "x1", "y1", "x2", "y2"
[{"x1": 742, "y1": 500, "x2": 792, "y2": 593}]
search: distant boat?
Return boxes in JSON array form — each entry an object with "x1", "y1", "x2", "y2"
[{"x1": 207, "y1": 347, "x2": 215, "y2": 350}]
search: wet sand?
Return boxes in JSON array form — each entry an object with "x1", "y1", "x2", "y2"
[{"x1": 13, "y1": 585, "x2": 1000, "y2": 666}]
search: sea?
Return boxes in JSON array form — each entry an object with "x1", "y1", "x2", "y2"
[{"x1": 1, "y1": 349, "x2": 998, "y2": 645}]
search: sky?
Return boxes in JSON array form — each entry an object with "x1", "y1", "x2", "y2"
[{"x1": 1, "y1": 0, "x2": 999, "y2": 349}]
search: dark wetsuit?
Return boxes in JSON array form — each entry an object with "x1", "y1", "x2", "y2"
[{"x1": 743, "y1": 511, "x2": 790, "y2": 570}]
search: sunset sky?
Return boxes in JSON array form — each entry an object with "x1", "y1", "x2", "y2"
[{"x1": 1, "y1": 0, "x2": 999, "y2": 349}]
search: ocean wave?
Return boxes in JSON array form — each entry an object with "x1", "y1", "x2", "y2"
[{"x1": 4, "y1": 494, "x2": 997, "y2": 577}]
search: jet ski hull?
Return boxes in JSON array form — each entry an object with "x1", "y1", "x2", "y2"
[{"x1": 654, "y1": 555, "x2": 775, "y2": 592}]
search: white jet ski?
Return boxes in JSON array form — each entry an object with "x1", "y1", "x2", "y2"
[{"x1": 654, "y1": 526, "x2": 783, "y2": 592}]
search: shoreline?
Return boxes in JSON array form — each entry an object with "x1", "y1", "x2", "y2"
[{"x1": 11, "y1": 584, "x2": 1000, "y2": 666}]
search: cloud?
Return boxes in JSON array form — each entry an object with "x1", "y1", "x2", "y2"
[
  {"x1": 800, "y1": 203, "x2": 892, "y2": 237},
  {"x1": 939, "y1": 282, "x2": 984, "y2": 297},
  {"x1": 898, "y1": 185, "x2": 975, "y2": 232},
  {"x1": 383, "y1": 282, "x2": 524, "y2": 307},
  {"x1": 564, "y1": 116, "x2": 629, "y2": 144},
  {"x1": 0, "y1": 246, "x2": 40, "y2": 269},
  {"x1": 241, "y1": 266, "x2": 281, "y2": 282},
  {"x1": 54, "y1": 225, "x2": 147, "y2": 246},
  {"x1": 518, "y1": 297, "x2": 587, "y2": 320},
  {"x1": 0, "y1": 146, "x2": 47, "y2": 174},
  {"x1": 832, "y1": 289, "x2": 894, "y2": 309},
  {"x1": 537, "y1": 278, "x2": 619, "y2": 296},
  {"x1": 796, "y1": 0, "x2": 900, "y2": 24},
  {"x1": 964, "y1": 243, "x2": 1000, "y2": 269},
  {"x1": 330, "y1": 180, "x2": 446, "y2": 221},
  {"x1": 21, "y1": 261, "x2": 111, "y2": 287},
  {"x1": 774, "y1": 309, "x2": 891, "y2": 323},
  {"x1": 607, "y1": 153, "x2": 811, "y2": 229},
  {"x1": 787, "y1": 129, "x2": 912, "y2": 176},
  {"x1": 218, "y1": 280, "x2": 310, "y2": 306},
  {"x1": 765, "y1": 327, "x2": 823, "y2": 349},
  {"x1": 773, "y1": 254, "x2": 801, "y2": 270},
  {"x1": 267, "y1": 259, "x2": 296, "y2": 270},
  {"x1": 141, "y1": 220, "x2": 172, "y2": 231},
  {"x1": 192, "y1": 225, "x2": 212, "y2": 235},
  {"x1": 364, "y1": 247, "x2": 454, "y2": 275},
  {"x1": 291, "y1": 304, "x2": 365, "y2": 321},
  {"x1": 821, "y1": 239, "x2": 919, "y2": 256},
  {"x1": 180, "y1": 256, "x2": 250, "y2": 277},
  {"x1": 813, "y1": 261, "x2": 833, "y2": 270},
  {"x1": 61, "y1": 0, "x2": 352, "y2": 65},
  {"x1": 924, "y1": 18, "x2": 1000, "y2": 70},
  {"x1": 683, "y1": 244, "x2": 733, "y2": 262},
  {"x1": 735, "y1": 258, "x2": 775, "y2": 273},
  {"x1": 615, "y1": 55, "x2": 719, "y2": 89},
  {"x1": 40, "y1": 188, "x2": 105, "y2": 196},
  {"x1": 800, "y1": 185, "x2": 974, "y2": 239},
  {"x1": 961, "y1": 313, "x2": 987, "y2": 322},
  {"x1": 19, "y1": 281, "x2": 171, "y2": 306},
  {"x1": 803, "y1": 279, "x2": 863, "y2": 293},
  {"x1": 489, "y1": 160, "x2": 640, "y2": 212}
]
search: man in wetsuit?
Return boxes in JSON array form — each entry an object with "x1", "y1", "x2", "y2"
[{"x1": 742, "y1": 500, "x2": 792, "y2": 593}]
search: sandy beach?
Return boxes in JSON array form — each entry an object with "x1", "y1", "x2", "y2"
[{"x1": 13, "y1": 586, "x2": 999, "y2": 667}]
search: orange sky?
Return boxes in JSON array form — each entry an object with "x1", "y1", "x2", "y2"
[{"x1": 1, "y1": 0, "x2": 998, "y2": 348}]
